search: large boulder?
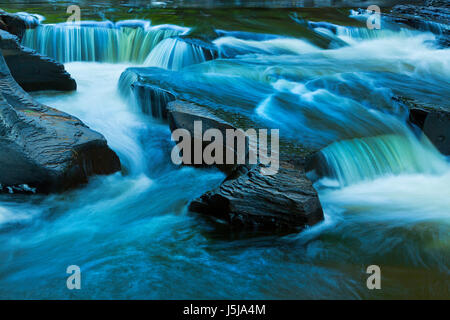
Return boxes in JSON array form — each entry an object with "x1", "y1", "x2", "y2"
[
  {"x1": 0, "y1": 10, "x2": 39, "y2": 39},
  {"x1": 167, "y1": 100, "x2": 323, "y2": 231},
  {"x1": 167, "y1": 100, "x2": 248, "y2": 175},
  {"x1": 189, "y1": 162, "x2": 324, "y2": 231},
  {"x1": 0, "y1": 29, "x2": 76, "y2": 91},
  {"x1": 393, "y1": 96, "x2": 450, "y2": 156},
  {"x1": 0, "y1": 53, "x2": 121, "y2": 193},
  {"x1": 409, "y1": 108, "x2": 450, "y2": 155},
  {"x1": 120, "y1": 68, "x2": 324, "y2": 232}
]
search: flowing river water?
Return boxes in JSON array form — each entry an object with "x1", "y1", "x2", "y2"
[{"x1": 0, "y1": 4, "x2": 449, "y2": 299}]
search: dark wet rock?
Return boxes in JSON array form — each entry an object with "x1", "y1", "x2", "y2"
[
  {"x1": 393, "y1": 96, "x2": 450, "y2": 155},
  {"x1": 119, "y1": 68, "x2": 178, "y2": 118},
  {"x1": 304, "y1": 151, "x2": 330, "y2": 184},
  {"x1": 165, "y1": 100, "x2": 323, "y2": 231},
  {"x1": 0, "y1": 29, "x2": 77, "y2": 92},
  {"x1": 189, "y1": 162, "x2": 324, "y2": 231},
  {"x1": 0, "y1": 53, "x2": 121, "y2": 193},
  {"x1": 391, "y1": 1, "x2": 450, "y2": 24},
  {"x1": 120, "y1": 67, "x2": 324, "y2": 232},
  {"x1": 409, "y1": 108, "x2": 450, "y2": 155},
  {"x1": 0, "y1": 10, "x2": 39, "y2": 40},
  {"x1": 131, "y1": 82, "x2": 176, "y2": 118},
  {"x1": 389, "y1": 1, "x2": 450, "y2": 47},
  {"x1": 167, "y1": 100, "x2": 248, "y2": 175},
  {"x1": 119, "y1": 67, "x2": 237, "y2": 119}
]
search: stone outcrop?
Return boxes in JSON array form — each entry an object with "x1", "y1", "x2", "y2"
[
  {"x1": 393, "y1": 96, "x2": 449, "y2": 156},
  {"x1": 389, "y1": 1, "x2": 449, "y2": 47},
  {"x1": 409, "y1": 108, "x2": 450, "y2": 155},
  {"x1": 167, "y1": 100, "x2": 323, "y2": 231},
  {"x1": 189, "y1": 162, "x2": 324, "y2": 231},
  {"x1": 120, "y1": 67, "x2": 324, "y2": 232},
  {"x1": 0, "y1": 10, "x2": 39, "y2": 39},
  {"x1": 391, "y1": 1, "x2": 450, "y2": 26},
  {"x1": 167, "y1": 100, "x2": 248, "y2": 175},
  {"x1": 0, "y1": 53, "x2": 121, "y2": 193},
  {"x1": 0, "y1": 29, "x2": 77, "y2": 92}
]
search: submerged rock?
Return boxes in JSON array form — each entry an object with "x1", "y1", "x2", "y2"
[
  {"x1": 0, "y1": 53, "x2": 121, "y2": 193},
  {"x1": 0, "y1": 29, "x2": 76, "y2": 91}
]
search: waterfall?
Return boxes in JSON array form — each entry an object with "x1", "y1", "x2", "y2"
[
  {"x1": 314, "y1": 132, "x2": 449, "y2": 188},
  {"x1": 305, "y1": 20, "x2": 417, "y2": 42},
  {"x1": 21, "y1": 22, "x2": 187, "y2": 63},
  {"x1": 335, "y1": 26, "x2": 417, "y2": 41},
  {"x1": 131, "y1": 82, "x2": 175, "y2": 118},
  {"x1": 143, "y1": 37, "x2": 216, "y2": 70},
  {"x1": 118, "y1": 70, "x2": 176, "y2": 119},
  {"x1": 118, "y1": 69, "x2": 138, "y2": 97}
]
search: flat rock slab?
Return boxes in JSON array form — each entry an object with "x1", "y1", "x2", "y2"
[{"x1": 0, "y1": 53, "x2": 120, "y2": 193}]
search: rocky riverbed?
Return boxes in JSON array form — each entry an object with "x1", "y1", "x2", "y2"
[{"x1": 0, "y1": 2, "x2": 449, "y2": 299}]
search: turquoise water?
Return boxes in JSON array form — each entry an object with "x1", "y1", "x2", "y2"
[{"x1": 0, "y1": 7, "x2": 449, "y2": 299}]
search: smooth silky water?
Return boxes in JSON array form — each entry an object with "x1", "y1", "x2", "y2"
[{"x1": 0, "y1": 4, "x2": 449, "y2": 299}]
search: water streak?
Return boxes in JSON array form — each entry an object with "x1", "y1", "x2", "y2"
[{"x1": 22, "y1": 22, "x2": 186, "y2": 63}]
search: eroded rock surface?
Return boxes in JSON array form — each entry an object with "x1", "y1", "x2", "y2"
[
  {"x1": 167, "y1": 100, "x2": 323, "y2": 231},
  {"x1": 389, "y1": 1, "x2": 450, "y2": 47},
  {"x1": 190, "y1": 162, "x2": 324, "y2": 231}
]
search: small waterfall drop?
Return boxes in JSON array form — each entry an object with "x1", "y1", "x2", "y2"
[
  {"x1": 22, "y1": 22, "x2": 186, "y2": 63},
  {"x1": 335, "y1": 26, "x2": 416, "y2": 41},
  {"x1": 131, "y1": 82, "x2": 175, "y2": 118},
  {"x1": 118, "y1": 70, "x2": 176, "y2": 119},
  {"x1": 314, "y1": 132, "x2": 449, "y2": 188},
  {"x1": 306, "y1": 20, "x2": 417, "y2": 42},
  {"x1": 143, "y1": 37, "x2": 215, "y2": 70}
]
